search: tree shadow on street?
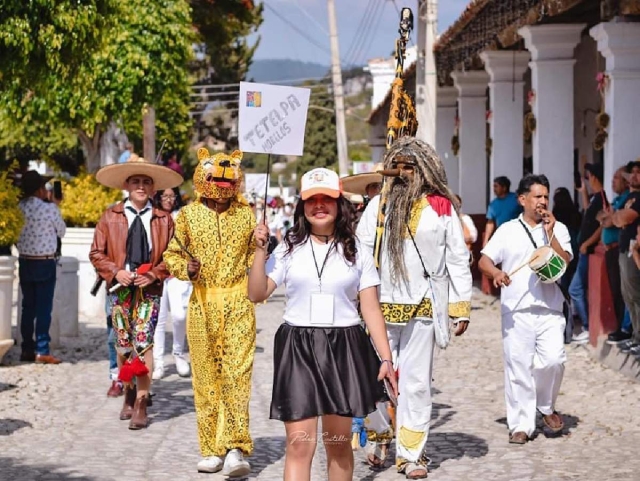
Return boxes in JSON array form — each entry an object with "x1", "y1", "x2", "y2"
[
  {"x1": 0, "y1": 418, "x2": 32, "y2": 436},
  {"x1": 246, "y1": 435, "x2": 287, "y2": 479},
  {"x1": 0, "y1": 457, "x2": 99, "y2": 481},
  {"x1": 427, "y1": 431, "x2": 490, "y2": 470}
]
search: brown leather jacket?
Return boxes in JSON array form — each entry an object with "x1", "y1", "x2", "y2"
[{"x1": 89, "y1": 202, "x2": 174, "y2": 296}]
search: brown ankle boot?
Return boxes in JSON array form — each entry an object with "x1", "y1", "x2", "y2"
[
  {"x1": 119, "y1": 386, "x2": 137, "y2": 420},
  {"x1": 128, "y1": 396, "x2": 148, "y2": 430}
]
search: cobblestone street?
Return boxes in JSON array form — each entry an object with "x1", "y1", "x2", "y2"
[{"x1": 1, "y1": 287, "x2": 640, "y2": 480}]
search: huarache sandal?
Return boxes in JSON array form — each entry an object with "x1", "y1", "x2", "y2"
[
  {"x1": 542, "y1": 411, "x2": 564, "y2": 433},
  {"x1": 405, "y1": 462, "x2": 428, "y2": 479},
  {"x1": 365, "y1": 441, "x2": 389, "y2": 469}
]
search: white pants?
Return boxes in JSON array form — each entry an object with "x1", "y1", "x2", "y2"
[
  {"x1": 366, "y1": 318, "x2": 435, "y2": 464},
  {"x1": 502, "y1": 308, "x2": 566, "y2": 437},
  {"x1": 153, "y1": 277, "x2": 192, "y2": 363}
]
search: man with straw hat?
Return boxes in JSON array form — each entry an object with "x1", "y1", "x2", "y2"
[
  {"x1": 90, "y1": 153, "x2": 183, "y2": 430},
  {"x1": 341, "y1": 162, "x2": 384, "y2": 203}
]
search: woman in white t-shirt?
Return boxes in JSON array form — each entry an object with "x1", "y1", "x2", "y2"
[
  {"x1": 152, "y1": 188, "x2": 193, "y2": 379},
  {"x1": 248, "y1": 168, "x2": 397, "y2": 481}
]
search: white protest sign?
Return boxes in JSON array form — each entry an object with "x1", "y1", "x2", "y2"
[
  {"x1": 238, "y1": 81, "x2": 311, "y2": 156},
  {"x1": 243, "y1": 173, "x2": 269, "y2": 198}
]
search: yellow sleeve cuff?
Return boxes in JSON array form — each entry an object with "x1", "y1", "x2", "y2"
[{"x1": 449, "y1": 301, "x2": 471, "y2": 319}]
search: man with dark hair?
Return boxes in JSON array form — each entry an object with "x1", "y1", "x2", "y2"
[
  {"x1": 611, "y1": 160, "x2": 640, "y2": 356},
  {"x1": 16, "y1": 171, "x2": 67, "y2": 364},
  {"x1": 598, "y1": 166, "x2": 631, "y2": 344},
  {"x1": 482, "y1": 176, "x2": 522, "y2": 247},
  {"x1": 479, "y1": 174, "x2": 573, "y2": 445},
  {"x1": 570, "y1": 162, "x2": 607, "y2": 344}
]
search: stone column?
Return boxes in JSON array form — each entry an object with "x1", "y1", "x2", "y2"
[
  {"x1": 519, "y1": 24, "x2": 585, "y2": 194},
  {"x1": 0, "y1": 256, "x2": 16, "y2": 363},
  {"x1": 591, "y1": 22, "x2": 640, "y2": 199},
  {"x1": 451, "y1": 70, "x2": 490, "y2": 214},
  {"x1": 436, "y1": 86, "x2": 459, "y2": 192},
  {"x1": 53, "y1": 257, "x2": 79, "y2": 338},
  {"x1": 480, "y1": 50, "x2": 530, "y2": 198}
]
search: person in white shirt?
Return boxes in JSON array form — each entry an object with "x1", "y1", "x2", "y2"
[
  {"x1": 152, "y1": 187, "x2": 193, "y2": 379},
  {"x1": 479, "y1": 174, "x2": 573, "y2": 445},
  {"x1": 356, "y1": 137, "x2": 472, "y2": 479},
  {"x1": 17, "y1": 170, "x2": 67, "y2": 364},
  {"x1": 454, "y1": 194, "x2": 478, "y2": 254},
  {"x1": 248, "y1": 168, "x2": 397, "y2": 481}
]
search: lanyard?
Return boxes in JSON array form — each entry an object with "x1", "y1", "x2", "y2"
[{"x1": 310, "y1": 239, "x2": 335, "y2": 292}]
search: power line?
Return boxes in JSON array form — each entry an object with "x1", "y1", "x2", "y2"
[
  {"x1": 349, "y1": 0, "x2": 387, "y2": 70},
  {"x1": 264, "y1": 3, "x2": 331, "y2": 55},
  {"x1": 293, "y1": 0, "x2": 329, "y2": 36},
  {"x1": 342, "y1": 0, "x2": 382, "y2": 70},
  {"x1": 191, "y1": 75, "x2": 333, "y2": 91}
]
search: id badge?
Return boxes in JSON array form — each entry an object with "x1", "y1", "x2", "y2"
[{"x1": 310, "y1": 292, "x2": 335, "y2": 326}]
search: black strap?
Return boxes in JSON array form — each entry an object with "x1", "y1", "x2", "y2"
[
  {"x1": 406, "y1": 223, "x2": 430, "y2": 280},
  {"x1": 518, "y1": 219, "x2": 538, "y2": 249}
]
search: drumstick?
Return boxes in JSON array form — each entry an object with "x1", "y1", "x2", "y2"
[
  {"x1": 507, "y1": 261, "x2": 529, "y2": 278},
  {"x1": 508, "y1": 250, "x2": 544, "y2": 278}
]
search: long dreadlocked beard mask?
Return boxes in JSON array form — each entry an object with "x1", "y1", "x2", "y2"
[
  {"x1": 193, "y1": 148, "x2": 247, "y2": 204},
  {"x1": 383, "y1": 137, "x2": 456, "y2": 286}
]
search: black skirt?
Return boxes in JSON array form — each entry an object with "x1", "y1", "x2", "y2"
[{"x1": 270, "y1": 322, "x2": 388, "y2": 422}]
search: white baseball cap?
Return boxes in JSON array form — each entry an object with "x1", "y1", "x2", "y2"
[{"x1": 300, "y1": 168, "x2": 341, "y2": 201}]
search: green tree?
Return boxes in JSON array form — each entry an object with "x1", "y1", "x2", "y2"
[
  {"x1": 0, "y1": 0, "x2": 195, "y2": 172},
  {"x1": 191, "y1": 0, "x2": 263, "y2": 84},
  {"x1": 0, "y1": 1, "x2": 116, "y2": 90},
  {"x1": 297, "y1": 85, "x2": 338, "y2": 175},
  {"x1": 190, "y1": 0, "x2": 264, "y2": 151}
]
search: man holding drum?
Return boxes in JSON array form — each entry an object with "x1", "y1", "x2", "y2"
[{"x1": 478, "y1": 174, "x2": 573, "y2": 445}]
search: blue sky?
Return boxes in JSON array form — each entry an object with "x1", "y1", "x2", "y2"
[{"x1": 250, "y1": 0, "x2": 469, "y2": 65}]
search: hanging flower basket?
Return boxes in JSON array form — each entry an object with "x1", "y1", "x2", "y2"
[
  {"x1": 451, "y1": 135, "x2": 460, "y2": 156},
  {"x1": 593, "y1": 128, "x2": 608, "y2": 151},
  {"x1": 595, "y1": 112, "x2": 610, "y2": 129}
]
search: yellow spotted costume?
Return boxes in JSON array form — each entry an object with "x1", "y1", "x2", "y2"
[{"x1": 163, "y1": 149, "x2": 257, "y2": 457}]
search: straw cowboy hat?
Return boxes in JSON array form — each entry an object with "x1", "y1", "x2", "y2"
[
  {"x1": 343, "y1": 192, "x2": 365, "y2": 204},
  {"x1": 340, "y1": 163, "x2": 384, "y2": 196},
  {"x1": 96, "y1": 154, "x2": 184, "y2": 191}
]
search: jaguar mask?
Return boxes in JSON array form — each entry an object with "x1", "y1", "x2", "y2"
[{"x1": 193, "y1": 148, "x2": 246, "y2": 203}]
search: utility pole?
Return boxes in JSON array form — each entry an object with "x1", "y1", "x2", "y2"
[
  {"x1": 416, "y1": 0, "x2": 438, "y2": 146},
  {"x1": 327, "y1": 0, "x2": 350, "y2": 177}
]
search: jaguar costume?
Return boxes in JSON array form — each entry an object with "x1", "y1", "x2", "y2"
[{"x1": 163, "y1": 149, "x2": 256, "y2": 474}]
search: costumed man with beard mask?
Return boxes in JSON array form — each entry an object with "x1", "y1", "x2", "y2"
[
  {"x1": 163, "y1": 148, "x2": 256, "y2": 477},
  {"x1": 356, "y1": 137, "x2": 472, "y2": 479}
]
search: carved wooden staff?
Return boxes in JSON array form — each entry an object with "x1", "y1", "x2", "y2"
[{"x1": 373, "y1": 7, "x2": 418, "y2": 268}]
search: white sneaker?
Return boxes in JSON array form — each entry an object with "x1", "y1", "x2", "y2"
[
  {"x1": 572, "y1": 330, "x2": 589, "y2": 344},
  {"x1": 152, "y1": 363, "x2": 165, "y2": 380},
  {"x1": 222, "y1": 449, "x2": 251, "y2": 477},
  {"x1": 197, "y1": 456, "x2": 223, "y2": 473},
  {"x1": 174, "y1": 354, "x2": 191, "y2": 377}
]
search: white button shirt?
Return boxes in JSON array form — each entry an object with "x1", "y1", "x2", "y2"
[
  {"x1": 17, "y1": 197, "x2": 66, "y2": 256},
  {"x1": 481, "y1": 214, "x2": 573, "y2": 314}
]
